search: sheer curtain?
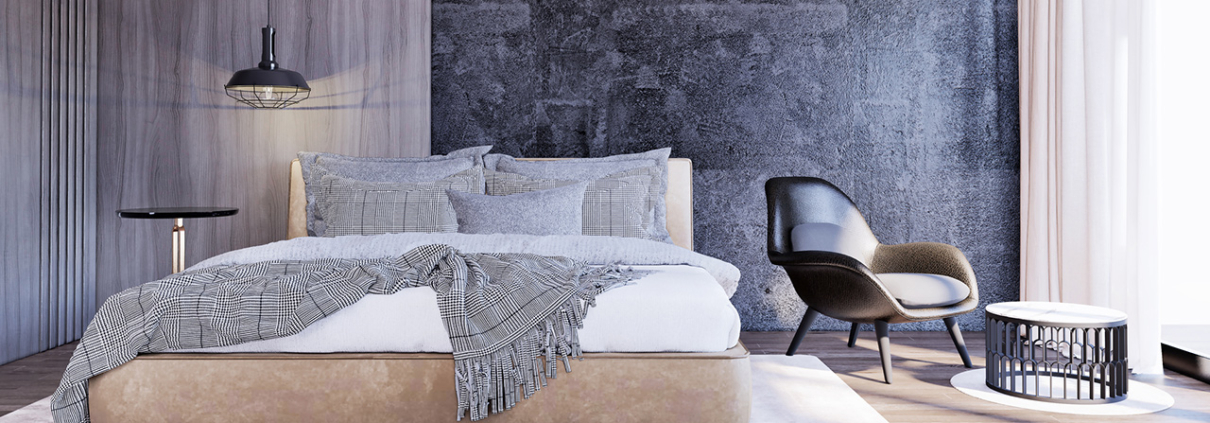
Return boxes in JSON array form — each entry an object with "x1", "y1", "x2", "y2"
[{"x1": 1019, "y1": 0, "x2": 1161, "y2": 374}]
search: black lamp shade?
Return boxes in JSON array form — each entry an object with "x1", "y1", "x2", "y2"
[
  {"x1": 226, "y1": 68, "x2": 310, "y2": 90},
  {"x1": 225, "y1": 26, "x2": 310, "y2": 109}
]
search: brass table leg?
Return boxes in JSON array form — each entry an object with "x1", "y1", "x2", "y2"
[{"x1": 171, "y1": 218, "x2": 185, "y2": 273}]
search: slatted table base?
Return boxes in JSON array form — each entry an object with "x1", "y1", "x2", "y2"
[{"x1": 985, "y1": 313, "x2": 1128, "y2": 404}]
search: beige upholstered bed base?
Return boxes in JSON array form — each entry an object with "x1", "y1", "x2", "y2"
[
  {"x1": 88, "y1": 157, "x2": 749, "y2": 422},
  {"x1": 286, "y1": 157, "x2": 696, "y2": 250},
  {"x1": 89, "y1": 344, "x2": 751, "y2": 423}
]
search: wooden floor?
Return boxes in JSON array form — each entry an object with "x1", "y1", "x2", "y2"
[
  {"x1": 2, "y1": 332, "x2": 1209, "y2": 421},
  {"x1": 742, "y1": 330, "x2": 1210, "y2": 423},
  {"x1": 0, "y1": 341, "x2": 76, "y2": 416}
]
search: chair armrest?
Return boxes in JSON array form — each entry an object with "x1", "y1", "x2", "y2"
[
  {"x1": 871, "y1": 242, "x2": 978, "y2": 299},
  {"x1": 769, "y1": 250, "x2": 906, "y2": 323},
  {"x1": 769, "y1": 250, "x2": 877, "y2": 278}
]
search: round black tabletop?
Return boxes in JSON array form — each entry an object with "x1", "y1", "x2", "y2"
[{"x1": 116, "y1": 207, "x2": 239, "y2": 219}]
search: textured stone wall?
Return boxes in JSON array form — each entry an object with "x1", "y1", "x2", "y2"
[{"x1": 432, "y1": 0, "x2": 1019, "y2": 331}]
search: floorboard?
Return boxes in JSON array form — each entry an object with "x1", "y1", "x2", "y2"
[
  {"x1": 2, "y1": 333, "x2": 1209, "y2": 422},
  {"x1": 744, "y1": 330, "x2": 1210, "y2": 423},
  {"x1": 0, "y1": 342, "x2": 76, "y2": 416}
]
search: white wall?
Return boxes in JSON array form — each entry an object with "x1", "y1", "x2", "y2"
[{"x1": 1156, "y1": 0, "x2": 1210, "y2": 325}]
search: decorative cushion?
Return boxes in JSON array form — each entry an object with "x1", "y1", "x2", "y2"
[
  {"x1": 876, "y1": 273, "x2": 971, "y2": 309},
  {"x1": 484, "y1": 148, "x2": 673, "y2": 243},
  {"x1": 448, "y1": 182, "x2": 588, "y2": 236},
  {"x1": 486, "y1": 167, "x2": 659, "y2": 239},
  {"x1": 299, "y1": 146, "x2": 492, "y2": 237},
  {"x1": 790, "y1": 222, "x2": 880, "y2": 266},
  {"x1": 316, "y1": 167, "x2": 483, "y2": 237}
]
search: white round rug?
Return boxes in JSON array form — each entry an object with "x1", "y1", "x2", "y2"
[{"x1": 950, "y1": 369, "x2": 1174, "y2": 415}]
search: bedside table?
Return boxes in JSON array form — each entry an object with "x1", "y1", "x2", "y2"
[{"x1": 117, "y1": 207, "x2": 239, "y2": 273}]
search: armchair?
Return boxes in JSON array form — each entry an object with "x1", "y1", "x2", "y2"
[{"x1": 765, "y1": 177, "x2": 977, "y2": 383}]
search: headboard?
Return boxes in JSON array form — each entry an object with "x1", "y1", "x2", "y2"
[{"x1": 287, "y1": 158, "x2": 695, "y2": 250}]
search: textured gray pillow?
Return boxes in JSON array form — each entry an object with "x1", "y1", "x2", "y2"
[
  {"x1": 299, "y1": 146, "x2": 492, "y2": 236},
  {"x1": 484, "y1": 148, "x2": 673, "y2": 243},
  {"x1": 486, "y1": 167, "x2": 659, "y2": 239},
  {"x1": 317, "y1": 167, "x2": 483, "y2": 237},
  {"x1": 448, "y1": 182, "x2": 588, "y2": 236}
]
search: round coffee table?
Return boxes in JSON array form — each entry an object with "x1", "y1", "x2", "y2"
[{"x1": 984, "y1": 301, "x2": 1128, "y2": 403}]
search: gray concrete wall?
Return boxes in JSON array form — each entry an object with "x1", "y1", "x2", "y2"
[{"x1": 432, "y1": 0, "x2": 1019, "y2": 331}]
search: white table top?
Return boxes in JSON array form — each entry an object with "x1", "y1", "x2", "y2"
[{"x1": 986, "y1": 301, "x2": 1127, "y2": 326}]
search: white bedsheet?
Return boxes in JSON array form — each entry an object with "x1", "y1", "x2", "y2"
[{"x1": 175, "y1": 265, "x2": 740, "y2": 354}]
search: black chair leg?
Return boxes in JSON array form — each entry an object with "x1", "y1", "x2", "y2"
[
  {"x1": 943, "y1": 317, "x2": 973, "y2": 368},
  {"x1": 786, "y1": 308, "x2": 820, "y2": 356},
  {"x1": 875, "y1": 320, "x2": 892, "y2": 384},
  {"x1": 847, "y1": 322, "x2": 860, "y2": 348}
]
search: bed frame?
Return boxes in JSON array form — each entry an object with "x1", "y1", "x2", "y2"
[{"x1": 88, "y1": 158, "x2": 750, "y2": 423}]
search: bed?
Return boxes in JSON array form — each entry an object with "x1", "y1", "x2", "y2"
[{"x1": 84, "y1": 156, "x2": 751, "y2": 422}]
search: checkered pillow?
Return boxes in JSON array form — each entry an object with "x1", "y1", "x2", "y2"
[
  {"x1": 486, "y1": 148, "x2": 673, "y2": 244},
  {"x1": 318, "y1": 167, "x2": 483, "y2": 237},
  {"x1": 486, "y1": 167, "x2": 660, "y2": 239},
  {"x1": 299, "y1": 146, "x2": 492, "y2": 237}
]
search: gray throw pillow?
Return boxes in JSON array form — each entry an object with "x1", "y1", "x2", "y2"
[
  {"x1": 486, "y1": 167, "x2": 659, "y2": 239},
  {"x1": 317, "y1": 167, "x2": 483, "y2": 237},
  {"x1": 299, "y1": 145, "x2": 492, "y2": 236},
  {"x1": 483, "y1": 148, "x2": 673, "y2": 243},
  {"x1": 448, "y1": 182, "x2": 588, "y2": 236}
]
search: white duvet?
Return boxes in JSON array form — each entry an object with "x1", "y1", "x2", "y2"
[{"x1": 175, "y1": 233, "x2": 743, "y2": 354}]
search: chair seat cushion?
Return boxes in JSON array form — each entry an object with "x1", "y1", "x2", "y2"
[{"x1": 876, "y1": 273, "x2": 970, "y2": 309}]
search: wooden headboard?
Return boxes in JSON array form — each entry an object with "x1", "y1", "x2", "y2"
[{"x1": 287, "y1": 158, "x2": 695, "y2": 250}]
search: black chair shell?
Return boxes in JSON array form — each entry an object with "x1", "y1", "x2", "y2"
[{"x1": 766, "y1": 177, "x2": 977, "y2": 383}]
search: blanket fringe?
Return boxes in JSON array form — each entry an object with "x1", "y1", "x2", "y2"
[{"x1": 454, "y1": 265, "x2": 635, "y2": 421}]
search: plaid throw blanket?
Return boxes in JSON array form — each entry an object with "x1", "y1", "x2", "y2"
[{"x1": 51, "y1": 244, "x2": 632, "y2": 422}]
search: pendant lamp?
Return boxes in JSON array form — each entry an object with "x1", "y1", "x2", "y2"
[{"x1": 225, "y1": 0, "x2": 310, "y2": 109}]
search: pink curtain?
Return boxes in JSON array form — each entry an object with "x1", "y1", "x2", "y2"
[{"x1": 1019, "y1": 0, "x2": 1161, "y2": 374}]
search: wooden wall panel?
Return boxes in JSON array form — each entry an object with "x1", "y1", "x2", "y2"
[
  {"x1": 1, "y1": 0, "x2": 47, "y2": 365},
  {"x1": 42, "y1": 0, "x2": 98, "y2": 352},
  {"x1": 94, "y1": 0, "x2": 430, "y2": 303},
  {"x1": 1, "y1": 0, "x2": 98, "y2": 365}
]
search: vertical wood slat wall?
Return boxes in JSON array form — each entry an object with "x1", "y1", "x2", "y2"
[
  {"x1": 40, "y1": 0, "x2": 97, "y2": 355},
  {"x1": 3, "y1": 0, "x2": 428, "y2": 365},
  {"x1": 94, "y1": 0, "x2": 431, "y2": 302},
  {"x1": 0, "y1": 0, "x2": 97, "y2": 365}
]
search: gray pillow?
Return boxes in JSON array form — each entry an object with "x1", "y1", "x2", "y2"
[
  {"x1": 317, "y1": 167, "x2": 483, "y2": 237},
  {"x1": 486, "y1": 167, "x2": 659, "y2": 239},
  {"x1": 315, "y1": 157, "x2": 473, "y2": 183},
  {"x1": 299, "y1": 145, "x2": 492, "y2": 236},
  {"x1": 448, "y1": 182, "x2": 588, "y2": 236},
  {"x1": 484, "y1": 148, "x2": 673, "y2": 243}
]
